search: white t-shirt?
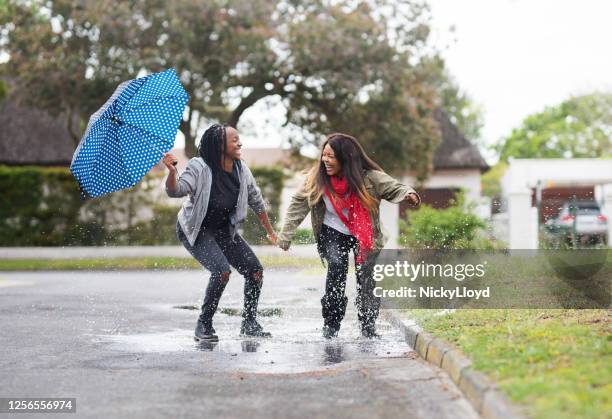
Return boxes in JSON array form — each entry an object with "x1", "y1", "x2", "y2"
[{"x1": 322, "y1": 194, "x2": 351, "y2": 236}]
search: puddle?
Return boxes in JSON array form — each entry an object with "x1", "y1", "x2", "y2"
[
  {"x1": 173, "y1": 304, "x2": 198, "y2": 310},
  {"x1": 94, "y1": 315, "x2": 413, "y2": 374},
  {"x1": 174, "y1": 305, "x2": 283, "y2": 317},
  {"x1": 219, "y1": 307, "x2": 283, "y2": 317},
  {"x1": 95, "y1": 295, "x2": 414, "y2": 374}
]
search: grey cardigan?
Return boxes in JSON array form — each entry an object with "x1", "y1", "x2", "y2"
[{"x1": 165, "y1": 157, "x2": 266, "y2": 246}]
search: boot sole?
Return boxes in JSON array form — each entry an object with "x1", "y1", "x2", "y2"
[
  {"x1": 194, "y1": 335, "x2": 219, "y2": 342},
  {"x1": 239, "y1": 332, "x2": 272, "y2": 338}
]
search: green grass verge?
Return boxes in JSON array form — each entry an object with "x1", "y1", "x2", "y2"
[
  {"x1": 405, "y1": 309, "x2": 611, "y2": 419},
  {"x1": 0, "y1": 256, "x2": 319, "y2": 271}
]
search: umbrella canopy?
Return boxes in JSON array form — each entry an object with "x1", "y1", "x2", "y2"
[{"x1": 70, "y1": 68, "x2": 189, "y2": 198}]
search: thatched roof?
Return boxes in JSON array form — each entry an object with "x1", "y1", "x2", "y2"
[
  {"x1": 0, "y1": 101, "x2": 75, "y2": 166},
  {"x1": 432, "y1": 108, "x2": 489, "y2": 172}
]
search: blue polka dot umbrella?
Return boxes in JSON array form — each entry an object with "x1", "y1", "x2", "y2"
[{"x1": 70, "y1": 68, "x2": 189, "y2": 199}]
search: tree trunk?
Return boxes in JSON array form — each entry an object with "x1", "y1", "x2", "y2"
[
  {"x1": 66, "y1": 108, "x2": 81, "y2": 147},
  {"x1": 182, "y1": 97, "x2": 197, "y2": 157},
  {"x1": 229, "y1": 82, "x2": 286, "y2": 128},
  {"x1": 182, "y1": 120, "x2": 197, "y2": 158}
]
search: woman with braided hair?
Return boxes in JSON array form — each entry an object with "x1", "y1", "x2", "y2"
[
  {"x1": 278, "y1": 133, "x2": 420, "y2": 338},
  {"x1": 163, "y1": 124, "x2": 277, "y2": 342}
]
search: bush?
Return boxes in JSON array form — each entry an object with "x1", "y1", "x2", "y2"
[
  {"x1": 127, "y1": 205, "x2": 179, "y2": 245},
  {"x1": 399, "y1": 193, "x2": 491, "y2": 249},
  {"x1": 0, "y1": 166, "x2": 81, "y2": 245},
  {"x1": 293, "y1": 228, "x2": 315, "y2": 244},
  {"x1": 1, "y1": 163, "x2": 285, "y2": 246},
  {"x1": 241, "y1": 166, "x2": 285, "y2": 245},
  {"x1": 0, "y1": 165, "x2": 175, "y2": 246}
]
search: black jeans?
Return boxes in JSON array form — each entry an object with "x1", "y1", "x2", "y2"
[
  {"x1": 317, "y1": 224, "x2": 381, "y2": 331},
  {"x1": 177, "y1": 221, "x2": 263, "y2": 325}
]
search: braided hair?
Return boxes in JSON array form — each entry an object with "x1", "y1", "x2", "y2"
[{"x1": 197, "y1": 123, "x2": 238, "y2": 174}]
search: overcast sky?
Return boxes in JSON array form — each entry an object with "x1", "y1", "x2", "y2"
[
  {"x1": 185, "y1": 0, "x2": 612, "y2": 160},
  {"x1": 427, "y1": 0, "x2": 612, "y2": 150}
]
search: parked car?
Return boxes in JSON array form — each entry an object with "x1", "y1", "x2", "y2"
[{"x1": 545, "y1": 200, "x2": 608, "y2": 246}]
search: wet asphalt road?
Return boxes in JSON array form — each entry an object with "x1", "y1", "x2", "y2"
[{"x1": 0, "y1": 268, "x2": 479, "y2": 419}]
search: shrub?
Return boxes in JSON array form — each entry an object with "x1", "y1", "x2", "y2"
[
  {"x1": 0, "y1": 165, "x2": 174, "y2": 246},
  {"x1": 293, "y1": 228, "x2": 315, "y2": 244},
  {"x1": 127, "y1": 205, "x2": 179, "y2": 245},
  {"x1": 399, "y1": 193, "x2": 490, "y2": 249},
  {"x1": 241, "y1": 166, "x2": 285, "y2": 245}
]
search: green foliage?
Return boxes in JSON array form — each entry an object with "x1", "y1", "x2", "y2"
[
  {"x1": 0, "y1": 164, "x2": 285, "y2": 247},
  {"x1": 292, "y1": 228, "x2": 315, "y2": 244},
  {"x1": 419, "y1": 56, "x2": 484, "y2": 142},
  {"x1": 241, "y1": 166, "x2": 285, "y2": 245},
  {"x1": 481, "y1": 161, "x2": 507, "y2": 198},
  {"x1": 497, "y1": 92, "x2": 612, "y2": 161},
  {"x1": 399, "y1": 193, "x2": 488, "y2": 249},
  {"x1": 123, "y1": 205, "x2": 179, "y2": 246},
  {"x1": 0, "y1": 166, "x2": 81, "y2": 245},
  {"x1": 0, "y1": 79, "x2": 6, "y2": 101},
  {"x1": 1, "y1": 0, "x2": 446, "y2": 178},
  {"x1": 0, "y1": 165, "x2": 176, "y2": 246}
]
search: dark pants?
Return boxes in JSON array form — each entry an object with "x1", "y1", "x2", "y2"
[
  {"x1": 317, "y1": 224, "x2": 381, "y2": 331},
  {"x1": 177, "y1": 221, "x2": 263, "y2": 326}
]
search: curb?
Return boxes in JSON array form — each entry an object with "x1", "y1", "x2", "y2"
[{"x1": 383, "y1": 310, "x2": 526, "y2": 419}]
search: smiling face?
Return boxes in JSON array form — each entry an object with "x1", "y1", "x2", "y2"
[
  {"x1": 322, "y1": 143, "x2": 342, "y2": 177},
  {"x1": 224, "y1": 126, "x2": 242, "y2": 160}
]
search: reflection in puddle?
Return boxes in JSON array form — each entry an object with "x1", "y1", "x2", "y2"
[
  {"x1": 241, "y1": 340, "x2": 260, "y2": 353},
  {"x1": 323, "y1": 343, "x2": 344, "y2": 364},
  {"x1": 195, "y1": 341, "x2": 219, "y2": 352}
]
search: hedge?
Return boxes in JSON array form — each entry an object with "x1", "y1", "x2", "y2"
[
  {"x1": 0, "y1": 164, "x2": 285, "y2": 246},
  {"x1": 0, "y1": 165, "x2": 174, "y2": 246},
  {"x1": 240, "y1": 166, "x2": 285, "y2": 245}
]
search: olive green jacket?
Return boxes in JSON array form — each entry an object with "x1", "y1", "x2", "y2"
[{"x1": 278, "y1": 170, "x2": 419, "y2": 250}]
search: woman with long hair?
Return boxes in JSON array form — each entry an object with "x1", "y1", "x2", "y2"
[
  {"x1": 163, "y1": 124, "x2": 278, "y2": 342},
  {"x1": 278, "y1": 133, "x2": 420, "y2": 338}
]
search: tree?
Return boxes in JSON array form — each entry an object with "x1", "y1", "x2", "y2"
[
  {"x1": 481, "y1": 161, "x2": 507, "y2": 198},
  {"x1": 1, "y1": 0, "x2": 447, "y2": 179},
  {"x1": 0, "y1": 0, "x2": 278, "y2": 153},
  {"x1": 0, "y1": 1, "x2": 116, "y2": 143},
  {"x1": 497, "y1": 93, "x2": 612, "y2": 161},
  {"x1": 279, "y1": 1, "x2": 442, "y2": 178}
]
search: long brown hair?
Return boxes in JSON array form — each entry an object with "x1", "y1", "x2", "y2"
[{"x1": 303, "y1": 133, "x2": 382, "y2": 211}]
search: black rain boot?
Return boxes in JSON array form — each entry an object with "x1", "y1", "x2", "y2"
[
  {"x1": 356, "y1": 262, "x2": 381, "y2": 339},
  {"x1": 194, "y1": 274, "x2": 228, "y2": 342},
  {"x1": 321, "y1": 295, "x2": 348, "y2": 339},
  {"x1": 240, "y1": 274, "x2": 271, "y2": 337},
  {"x1": 194, "y1": 319, "x2": 218, "y2": 342},
  {"x1": 357, "y1": 304, "x2": 381, "y2": 339},
  {"x1": 360, "y1": 322, "x2": 381, "y2": 339}
]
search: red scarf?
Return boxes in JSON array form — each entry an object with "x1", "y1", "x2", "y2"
[{"x1": 324, "y1": 176, "x2": 373, "y2": 264}]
